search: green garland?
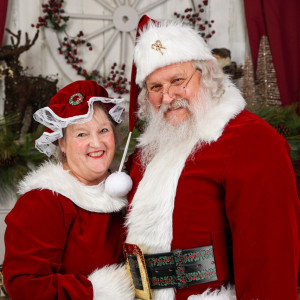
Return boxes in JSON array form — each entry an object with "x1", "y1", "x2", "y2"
[
  {"x1": 0, "y1": 115, "x2": 46, "y2": 193},
  {"x1": 251, "y1": 103, "x2": 300, "y2": 162}
]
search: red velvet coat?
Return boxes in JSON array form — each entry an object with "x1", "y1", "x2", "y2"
[
  {"x1": 3, "y1": 162, "x2": 132, "y2": 300},
  {"x1": 126, "y1": 110, "x2": 300, "y2": 300}
]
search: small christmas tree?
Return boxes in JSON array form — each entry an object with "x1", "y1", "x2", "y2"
[
  {"x1": 242, "y1": 56, "x2": 258, "y2": 111},
  {"x1": 0, "y1": 29, "x2": 57, "y2": 200},
  {"x1": 256, "y1": 35, "x2": 281, "y2": 106},
  {"x1": 241, "y1": 48, "x2": 300, "y2": 163}
]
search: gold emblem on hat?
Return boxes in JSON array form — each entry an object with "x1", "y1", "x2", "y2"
[
  {"x1": 151, "y1": 40, "x2": 166, "y2": 55},
  {"x1": 69, "y1": 93, "x2": 84, "y2": 105}
]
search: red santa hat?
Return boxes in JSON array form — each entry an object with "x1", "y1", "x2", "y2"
[
  {"x1": 133, "y1": 15, "x2": 216, "y2": 87},
  {"x1": 127, "y1": 15, "x2": 216, "y2": 132},
  {"x1": 34, "y1": 80, "x2": 127, "y2": 157}
]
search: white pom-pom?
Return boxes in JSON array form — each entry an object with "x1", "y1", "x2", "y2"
[{"x1": 105, "y1": 172, "x2": 133, "y2": 197}]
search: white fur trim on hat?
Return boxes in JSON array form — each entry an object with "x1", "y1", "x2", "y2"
[
  {"x1": 134, "y1": 20, "x2": 215, "y2": 86},
  {"x1": 88, "y1": 264, "x2": 134, "y2": 300}
]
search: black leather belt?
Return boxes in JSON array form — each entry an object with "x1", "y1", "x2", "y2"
[{"x1": 125, "y1": 244, "x2": 218, "y2": 291}]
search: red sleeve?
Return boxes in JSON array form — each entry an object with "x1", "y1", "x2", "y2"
[
  {"x1": 224, "y1": 120, "x2": 300, "y2": 300},
  {"x1": 3, "y1": 190, "x2": 93, "y2": 300}
]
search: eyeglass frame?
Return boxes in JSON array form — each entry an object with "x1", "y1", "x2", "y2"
[{"x1": 145, "y1": 68, "x2": 200, "y2": 101}]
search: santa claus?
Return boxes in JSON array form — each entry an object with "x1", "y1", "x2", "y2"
[{"x1": 124, "y1": 15, "x2": 300, "y2": 300}]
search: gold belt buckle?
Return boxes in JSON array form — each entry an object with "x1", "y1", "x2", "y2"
[{"x1": 123, "y1": 243, "x2": 153, "y2": 300}]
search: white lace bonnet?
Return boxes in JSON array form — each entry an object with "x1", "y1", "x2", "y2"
[{"x1": 34, "y1": 80, "x2": 127, "y2": 157}]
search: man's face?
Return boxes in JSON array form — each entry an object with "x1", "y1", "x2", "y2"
[{"x1": 145, "y1": 61, "x2": 201, "y2": 125}]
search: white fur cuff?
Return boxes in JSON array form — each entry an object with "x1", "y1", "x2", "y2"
[
  {"x1": 88, "y1": 264, "x2": 134, "y2": 300},
  {"x1": 187, "y1": 285, "x2": 237, "y2": 300}
]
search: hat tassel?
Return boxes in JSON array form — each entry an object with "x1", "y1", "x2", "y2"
[
  {"x1": 118, "y1": 131, "x2": 132, "y2": 172},
  {"x1": 104, "y1": 131, "x2": 133, "y2": 198}
]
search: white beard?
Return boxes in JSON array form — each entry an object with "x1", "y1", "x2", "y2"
[
  {"x1": 138, "y1": 90, "x2": 212, "y2": 169},
  {"x1": 125, "y1": 93, "x2": 210, "y2": 251}
]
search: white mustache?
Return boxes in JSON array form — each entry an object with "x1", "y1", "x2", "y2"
[{"x1": 159, "y1": 99, "x2": 190, "y2": 113}]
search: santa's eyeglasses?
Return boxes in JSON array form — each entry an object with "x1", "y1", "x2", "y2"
[{"x1": 146, "y1": 69, "x2": 199, "y2": 101}]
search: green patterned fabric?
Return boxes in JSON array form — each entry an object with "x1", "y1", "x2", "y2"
[{"x1": 128, "y1": 245, "x2": 217, "y2": 290}]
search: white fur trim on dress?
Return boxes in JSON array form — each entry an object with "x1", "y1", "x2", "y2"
[
  {"x1": 88, "y1": 264, "x2": 134, "y2": 300},
  {"x1": 18, "y1": 161, "x2": 127, "y2": 213},
  {"x1": 187, "y1": 285, "x2": 236, "y2": 300},
  {"x1": 134, "y1": 20, "x2": 215, "y2": 86},
  {"x1": 125, "y1": 84, "x2": 245, "y2": 299}
]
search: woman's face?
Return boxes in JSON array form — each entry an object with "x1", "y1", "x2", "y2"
[{"x1": 59, "y1": 106, "x2": 115, "y2": 185}]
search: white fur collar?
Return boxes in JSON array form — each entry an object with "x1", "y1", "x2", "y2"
[
  {"x1": 126, "y1": 83, "x2": 244, "y2": 299},
  {"x1": 18, "y1": 161, "x2": 127, "y2": 213},
  {"x1": 195, "y1": 79, "x2": 246, "y2": 143}
]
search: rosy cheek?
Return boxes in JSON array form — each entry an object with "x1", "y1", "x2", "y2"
[
  {"x1": 72, "y1": 140, "x2": 86, "y2": 152},
  {"x1": 107, "y1": 134, "x2": 115, "y2": 147}
]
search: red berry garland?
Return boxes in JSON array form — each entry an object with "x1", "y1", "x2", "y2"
[
  {"x1": 57, "y1": 31, "x2": 92, "y2": 77},
  {"x1": 32, "y1": 0, "x2": 67, "y2": 31},
  {"x1": 33, "y1": 0, "x2": 129, "y2": 95},
  {"x1": 102, "y1": 63, "x2": 129, "y2": 96},
  {"x1": 173, "y1": 0, "x2": 215, "y2": 41},
  {"x1": 32, "y1": 1, "x2": 97, "y2": 81}
]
